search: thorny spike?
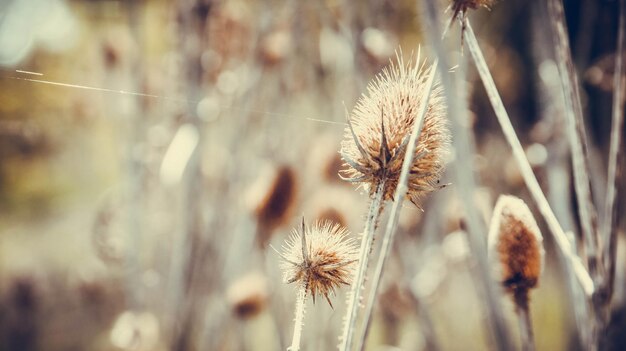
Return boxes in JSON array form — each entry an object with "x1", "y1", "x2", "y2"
[
  {"x1": 301, "y1": 217, "x2": 309, "y2": 265},
  {"x1": 391, "y1": 134, "x2": 412, "y2": 164},
  {"x1": 325, "y1": 294, "x2": 334, "y2": 309},
  {"x1": 345, "y1": 104, "x2": 373, "y2": 164},
  {"x1": 270, "y1": 244, "x2": 300, "y2": 266},
  {"x1": 339, "y1": 173, "x2": 373, "y2": 183},
  {"x1": 379, "y1": 107, "x2": 391, "y2": 168},
  {"x1": 340, "y1": 152, "x2": 374, "y2": 175}
]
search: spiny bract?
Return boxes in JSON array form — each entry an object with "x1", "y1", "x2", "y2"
[
  {"x1": 278, "y1": 219, "x2": 358, "y2": 307},
  {"x1": 339, "y1": 52, "x2": 449, "y2": 205}
]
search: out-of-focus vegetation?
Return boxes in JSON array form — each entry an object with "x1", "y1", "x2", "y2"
[{"x1": 0, "y1": 0, "x2": 624, "y2": 350}]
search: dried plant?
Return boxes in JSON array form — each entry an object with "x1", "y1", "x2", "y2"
[
  {"x1": 340, "y1": 53, "x2": 449, "y2": 206},
  {"x1": 339, "y1": 52, "x2": 449, "y2": 351},
  {"x1": 276, "y1": 219, "x2": 358, "y2": 351},
  {"x1": 226, "y1": 272, "x2": 268, "y2": 320},
  {"x1": 488, "y1": 195, "x2": 544, "y2": 351},
  {"x1": 447, "y1": 0, "x2": 494, "y2": 46},
  {"x1": 247, "y1": 164, "x2": 298, "y2": 247}
]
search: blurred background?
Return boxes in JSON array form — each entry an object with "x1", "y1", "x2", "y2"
[{"x1": 0, "y1": 0, "x2": 624, "y2": 350}]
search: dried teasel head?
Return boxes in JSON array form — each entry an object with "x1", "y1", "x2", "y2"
[
  {"x1": 246, "y1": 164, "x2": 298, "y2": 246},
  {"x1": 226, "y1": 272, "x2": 268, "y2": 320},
  {"x1": 488, "y1": 195, "x2": 544, "y2": 310},
  {"x1": 339, "y1": 52, "x2": 449, "y2": 206},
  {"x1": 447, "y1": 0, "x2": 495, "y2": 46},
  {"x1": 276, "y1": 219, "x2": 358, "y2": 307}
]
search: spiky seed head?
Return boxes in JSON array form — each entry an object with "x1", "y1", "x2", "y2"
[
  {"x1": 278, "y1": 220, "x2": 358, "y2": 307},
  {"x1": 450, "y1": 0, "x2": 494, "y2": 22},
  {"x1": 488, "y1": 195, "x2": 544, "y2": 310},
  {"x1": 339, "y1": 53, "x2": 449, "y2": 205}
]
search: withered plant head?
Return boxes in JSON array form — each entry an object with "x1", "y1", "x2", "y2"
[
  {"x1": 226, "y1": 272, "x2": 268, "y2": 320},
  {"x1": 277, "y1": 218, "x2": 358, "y2": 307},
  {"x1": 339, "y1": 52, "x2": 449, "y2": 206},
  {"x1": 247, "y1": 164, "x2": 298, "y2": 246},
  {"x1": 488, "y1": 195, "x2": 544, "y2": 311},
  {"x1": 447, "y1": 0, "x2": 495, "y2": 47}
]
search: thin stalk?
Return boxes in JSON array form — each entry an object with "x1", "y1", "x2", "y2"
[
  {"x1": 603, "y1": 0, "x2": 625, "y2": 305},
  {"x1": 289, "y1": 285, "x2": 307, "y2": 351},
  {"x1": 463, "y1": 20, "x2": 595, "y2": 297},
  {"x1": 339, "y1": 180, "x2": 386, "y2": 351},
  {"x1": 356, "y1": 60, "x2": 439, "y2": 351},
  {"x1": 546, "y1": 0, "x2": 600, "y2": 280},
  {"x1": 517, "y1": 306, "x2": 536, "y2": 351},
  {"x1": 418, "y1": 0, "x2": 513, "y2": 349}
]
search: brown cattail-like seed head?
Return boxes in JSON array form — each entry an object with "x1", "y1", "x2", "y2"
[
  {"x1": 340, "y1": 53, "x2": 449, "y2": 205},
  {"x1": 246, "y1": 164, "x2": 298, "y2": 246},
  {"x1": 226, "y1": 272, "x2": 268, "y2": 319},
  {"x1": 278, "y1": 219, "x2": 358, "y2": 307},
  {"x1": 488, "y1": 195, "x2": 544, "y2": 310}
]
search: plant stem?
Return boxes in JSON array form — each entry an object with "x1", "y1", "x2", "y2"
[
  {"x1": 289, "y1": 284, "x2": 307, "y2": 351},
  {"x1": 356, "y1": 59, "x2": 439, "y2": 351},
  {"x1": 517, "y1": 305, "x2": 536, "y2": 351},
  {"x1": 546, "y1": 0, "x2": 600, "y2": 281},
  {"x1": 603, "y1": 0, "x2": 625, "y2": 307},
  {"x1": 417, "y1": 1, "x2": 513, "y2": 349},
  {"x1": 339, "y1": 180, "x2": 386, "y2": 351},
  {"x1": 463, "y1": 19, "x2": 595, "y2": 297}
]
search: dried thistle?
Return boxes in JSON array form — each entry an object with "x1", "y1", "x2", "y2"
[
  {"x1": 276, "y1": 219, "x2": 358, "y2": 351},
  {"x1": 488, "y1": 195, "x2": 544, "y2": 308},
  {"x1": 246, "y1": 164, "x2": 298, "y2": 246},
  {"x1": 340, "y1": 53, "x2": 449, "y2": 206},
  {"x1": 447, "y1": 0, "x2": 495, "y2": 47},
  {"x1": 226, "y1": 272, "x2": 268, "y2": 320},
  {"x1": 277, "y1": 218, "x2": 358, "y2": 307},
  {"x1": 489, "y1": 195, "x2": 544, "y2": 351}
]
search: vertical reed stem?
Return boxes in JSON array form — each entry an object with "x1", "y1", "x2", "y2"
[
  {"x1": 517, "y1": 305, "x2": 536, "y2": 351},
  {"x1": 546, "y1": 0, "x2": 600, "y2": 283},
  {"x1": 603, "y1": 0, "x2": 626, "y2": 306},
  {"x1": 356, "y1": 60, "x2": 439, "y2": 351},
  {"x1": 289, "y1": 285, "x2": 307, "y2": 351},
  {"x1": 417, "y1": 1, "x2": 513, "y2": 348},
  {"x1": 463, "y1": 19, "x2": 595, "y2": 296},
  {"x1": 339, "y1": 180, "x2": 386, "y2": 351}
]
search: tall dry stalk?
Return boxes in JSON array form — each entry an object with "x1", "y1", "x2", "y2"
[
  {"x1": 417, "y1": 0, "x2": 513, "y2": 349},
  {"x1": 602, "y1": 0, "x2": 626, "y2": 312},
  {"x1": 339, "y1": 182, "x2": 386, "y2": 351}
]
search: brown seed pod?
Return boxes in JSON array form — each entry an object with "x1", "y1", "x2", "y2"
[
  {"x1": 226, "y1": 272, "x2": 268, "y2": 320},
  {"x1": 340, "y1": 53, "x2": 449, "y2": 206},
  {"x1": 246, "y1": 164, "x2": 298, "y2": 246},
  {"x1": 488, "y1": 195, "x2": 544, "y2": 310},
  {"x1": 277, "y1": 219, "x2": 358, "y2": 307}
]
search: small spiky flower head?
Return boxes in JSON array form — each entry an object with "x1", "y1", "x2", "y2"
[
  {"x1": 277, "y1": 219, "x2": 358, "y2": 307},
  {"x1": 339, "y1": 52, "x2": 449, "y2": 206},
  {"x1": 447, "y1": 0, "x2": 495, "y2": 47},
  {"x1": 488, "y1": 195, "x2": 544, "y2": 310}
]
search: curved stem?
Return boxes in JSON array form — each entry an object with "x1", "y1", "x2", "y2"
[
  {"x1": 355, "y1": 60, "x2": 439, "y2": 351},
  {"x1": 289, "y1": 285, "x2": 307, "y2": 351},
  {"x1": 339, "y1": 180, "x2": 386, "y2": 351}
]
